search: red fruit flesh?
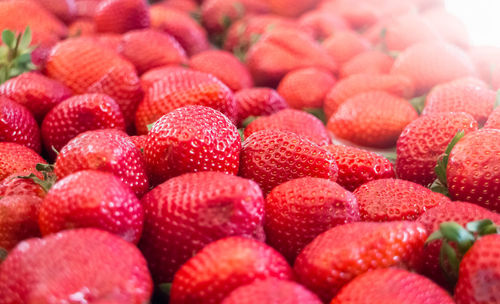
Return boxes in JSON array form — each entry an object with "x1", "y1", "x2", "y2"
[
  {"x1": 0, "y1": 143, "x2": 46, "y2": 182},
  {"x1": 0, "y1": 195, "x2": 41, "y2": 251}
]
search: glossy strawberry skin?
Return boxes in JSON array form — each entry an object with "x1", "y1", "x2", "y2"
[
  {"x1": 417, "y1": 201, "x2": 500, "y2": 288},
  {"x1": 54, "y1": 129, "x2": 149, "y2": 197},
  {"x1": 170, "y1": 237, "x2": 293, "y2": 304},
  {"x1": 354, "y1": 178, "x2": 450, "y2": 222},
  {"x1": 265, "y1": 177, "x2": 359, "y2": 263},
  {"x1": 0, "y1": 173, "x2": 46, "y2": 199},
  {"x1": 0, "y1": 143, "x2": 46, "y2": 181},
  {"x1": 144, "y1": 106, "x2": 241, "y2": 185},
  {"x1": 0, "y1": 72, "x2": 72, "y2": 122},
  {"x1": 244, "y1": 109, "x2": 331, "y2": 146},
  {"x1": 0, "y1": 195, "x2": 42, "y2": 251},
  {"x1": 41, "y1": 94, "x2": 126, "y2": 160},
  {"x1": 0, "y1": 229, "x2": 152, "y2": 303},
  {"x1": 139, "y1": 172, "x2": 265, "y2": 283},
  {"x1": 294, "y1": 221, "x2": 428, "y2": 302},
  {"x1": 235, "y1": 88, "x2": 289, "y2": 127},
  {"x1": 239, "y1": 130, "x2": 338, "y2": 194},
  {"x1": 325, "y1": 145, "x2": 395, "y2": 191},
  {"x1": 447, "y1": 129, "x2": 500, "y2": 212},
  {"x1": 0, "y1": 96, "x2": 41, "y2": 153},
  {"x1": 135, "y1": 69, "x2": 237, "y2": 134},
  {"x1": 327, "y1": 91, "x2": 418, "y2": 148},
  {"x1": 221, "y1": 278, "x2": 322, "y2": 304},
  {"x1": 94, "y1": 0, "x2": 150, "y2": 33},
  {"x1": 330, "y1": 268, "x2": 455, "y2": 304},
  {"x1": 129, "y1": 135, "x2": 147, "y2": 152},
  {"x1": 39, "y1": 170, "x2": 144, "y2": 244},
  {"x1": 339, "y1": 50, "x2": 394, "y2": 78},
  {"x1": 455, "y1": 234, "x2": 500, "y2": 304}
]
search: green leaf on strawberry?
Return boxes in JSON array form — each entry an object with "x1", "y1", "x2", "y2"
[
  {"x1": 430, "y1": 130, "x2": 465, "y2": 195},
  {"x1": 0, "y1": 26, "x2": 37, "y2": 84}
]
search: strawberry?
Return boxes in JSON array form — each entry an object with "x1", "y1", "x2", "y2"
[
  {"x1": 322, "y1": 30, "x2": 371, "y2": 66},
  {"x1": 0, "y1": 229, "x2": 152, "y2": 303},
  {"x1": 423, "y1": 8, "x2": 470, "y2": 49},
  {"x1": 144, "y1": 106, "x2": 241, "y2": 184},
  {"x1": 36, "y1": 0, "x2": 76, "y2": 22},
  {"x1": 331, "y1": 268, "x2": 455, "y2": 304},
  {"x1": 170, "y1": 236, "x2": 293, "y2": 304},
  {"x1": 159, "y1": 0, "x2": 198, "y2": 12},
  {"x1": 129, "y1": 135, "x2": 147, "y2": 152},
  {"x1": 74, "y1": 0, "x2": 101, "y2": 18},
  {"x1": 139, "y1": 171, "x2": 265, "y2": 283},
  {"x1": 0, "y1": 195, "x2": 41, "y2": 251},
  {"x1": 422, "y1": 78, "x2": 496, "y2": 125},
  {"x1": 246, "y1": 28, "x2": 337, "y2": 87},
  {"x1": 118, "y1": 29, "x2": 188, "y2": 75},
  {"x1": 54, "y1": 129, "x2": 149, "y2": 197},
  {"x1": 469, "y1": 46, "x2": 500, "y2": 90},
  {"x1": 447, "y1": 129, "x2": 500, "y2": 212},
  {"x1": 339, "y1": 50, "x2": 394, "y2": 78},
  {"x1": 45, "y1": 38, "x2": 143, "y2": 128},
  {"x1": 277, "y1": 67, "x2": 336, "y2": 110},
  {"x1": 417, "y1": 201, "x2": 500, "y2": 288},
  {"x1": 324, "y1": 145, "x2": 395, "y2": 191},
  {"x1": 353, "y1": 178, "x2": 450, "y2": 222},
  {"x1": 221, "y1": 278, "x2": 322, "y2": 304},
  {"x1": 485, "y1": 107, "x2": 500, "y2": 129},
  {"x1": 298, "y1": 10, "x2": 350, "y2": 41},
  {"x1": 39, "y1": 170, "x2": 143, "y2": 243},
  {"x1": 327, "y1": 91, "x2": 418, "y2": 148},
  {"x1": 140, "y1": 65, "x2": 188, "y2": 91},
  {"x1": 391, "y1": 42, "x2": 477, "y2": 95},
  {"x1": 268, "y1": 0, "x2": 320, "y2": 17},
  {"x1": 294, "y1": 221, "x2": 428, "y2": 302},
  {"x1": 135, "y1": 69, "x2": 236, "y2": 134},
  {"x1": 150, "y1": 5, "x2": 210, "y2": 56},
  {"x1": 244, "y1": 109, "x2": 331, "y2": 146},
  {"x1": 94, "y1": 0, "x2": 150, "y2": 33},
  {"x1": 0, "y1": 143, "x2": 46, "y2": 181},
  {"x1": 319, "y1": 0, "x2": 379, "y2": 29},
  {"x1": 68, "y1": 18, "x2": 96, "y2": 36},
  {"x1": 323, "y1": 74, "x2": 414, "y2": 118},
  {"x1": 41, "y1": 93, "x2": 126, "y2": 161},
  {"x1": 455, "y1": 234, "x2": 500, "y2": 304},
  {"x1": 74, "y1": 33, "x2": 122, "y2": 52},
  {"x1": 0, "y1": 72, "x2": 72, "y2": 122},
  {"x1": 190, "y1": 50, "x2": 254, "y2": 92},
  {"x1": 235, "y1": 87, "x2": 288, "y2": 127},
  {"x1": 0, "y1": 96, "x2": 41, "y2": 153},
  {"x1": 265, "y1": 177, "x2": 359, "y2": 263},
  {"x1": 0, "y1": 173, "x2": 46, "y2": 199},
  {"x1": 239, "y1": 129, "x2": 338, "y2": 194}
]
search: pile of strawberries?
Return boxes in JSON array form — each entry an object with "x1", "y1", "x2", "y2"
[{"x1": 0, "y1": 0, "x2": 499, "y2": 303}]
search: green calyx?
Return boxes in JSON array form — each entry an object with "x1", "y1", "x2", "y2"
[
  {"x1": 0, "y1": 27, "x2": 37, "y2": 84},
  {"x1": 17, "y1": 163, "x2": 57, "y2": 193}
]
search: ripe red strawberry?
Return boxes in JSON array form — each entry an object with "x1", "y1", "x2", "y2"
[
  {"x1": 391, "y1": 42, "x2": 477, "y2": 95},
  {"x1": 45, "y1": 38, "x2": 143, "y2": 128},
  {"x1": 319, "y1": 0, "x2": 379, "y2": 29},
  {"x1": 54, "y1": 129, "x2": 149, "y2": 197},
  {"x1": 140, "y1": 65, "x2": 188, "y2": 91},
  {"x1": 422, "y1": 78, "x2": 496, "y2": 125},
  {"x1": 0, "y1": 96, "x2": 41, "y2": 153},
  {"x1": 0, "y1": 143, "x2": 46, "y2": 181},
  {"x1": 118, "y1": 29, "x2": 188, "y2": 75},
  {"x1": 150, "y1": 5, "x2": 210, "y2": 56},
  {"x1": 417, "y1": 201, "x2": 500, "y2": 288},
  {"x1": 455, "y1": 234, "x2": 500, "y2": 304},
  {"x1": 277, "y1": 67, "x2": 336, "y2": 110},
  {"x1": 235, "y1": 87, "x2": 289, "y2": 127},
  {"x1": 144, "y1": 106, "x2": 240, "y2": 185},
  {"x1": 265, "y1": 177, "x2": 359, "y2": 263},
  {"x1": 323, "y1": 74, "x2": 414, "y2": 118},
  {"x1": 221, "y1": 278, "x2": 322, "y2": 304},
  {"x1": 70, "y1": 33, "x2": 122, "y2": 52},
  {"x1": 39, "y1": 170, "x2": 143, "y2": 243},
  {"x1": 339, "y1": 50, "x2": 394, "y2": 78},
  {"x1": 41, "y1": 94, "x2": 126, "y2": 160},
  {"x1": 244, "y1": 109, "x2": 331, "y2": 146},
  {"x1": 246, "y1": 28, "x2": 337, "y2": 87},
  {"x1": 353, "y1": 178, "x2": 450, "y2": 222},
  {"x1": 139, "y1": 171, "x2": 265, "y2": 283},
  {"x1": 469, "y1": 46, "x2": 500, "y2": 90},
  {"x1": 239, "y1": 130, "x2": 338, "y2": 194},
  {"x1": 294, "y1": 221, "x2": 428, "y2": 302},
  {"x1": 423, "y1": 8, "x2": 469, "y2": 49},
  {"x1": 268, "y1": 0, "x2": 320, "y2": 17},
  {"x1": 331, "y1": 268, "x2": 455, "y2": 304},
  {"x1": 327, "y1": 91, "x2": 418, "y2": 148},
  {"x1": 170, "y1": 236, "x2": 293, "y2": 304},
  {"x1": 68, "y1": 18, "x2": 96, "y2": 36},
  {"x1": 447, "y1": 129, "x2": 500, "y2": 212},
  {"x1": 74, "y1": 0, "x2": 101, "y2": 18},
  {"x1": 397, "y1": 112, "x2": 478, "y2": 186},
  {"x1": 129, "y1": 135, "x2": 147, "y2": 152},
  {"x1": 159, "y1": 0, "x2": 198, "y2": 12},
  {"x1": 0, "y1": 72, "x2": 72, "y2": 122},
  {"x1": 485, "y1": 107, "x2": 500, "y2": 129},
  {"x1": 298, "y1": 10, "x2": 350, "y2": 41},
  {"x1": 323, "y1": 30, "x2": 371, "y2": 66},
  {"x1": 0, "y1": 229, "x2": 152, "y2": 303},
  {"x1": 324, "y1": 145, "x2": 395, "y2": 191},
  {"x1": 135, "y1": 69, "x2": 236, "y2": 134},
  {"x1": 0, "y1": 173, "x2": 46, "y2": 199},
  {"x1": 36, "y1": 0, "x2": 76, "y2": 22},
  {"x1": 189, "y1": 50, "x2": 254, "y2": 92},
  {"x1": 94, "y1": 0, "x2": 150, "y2": 33},
  {"x1": 0, "y1": 195, "x2": 41, "y2": 251}
]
